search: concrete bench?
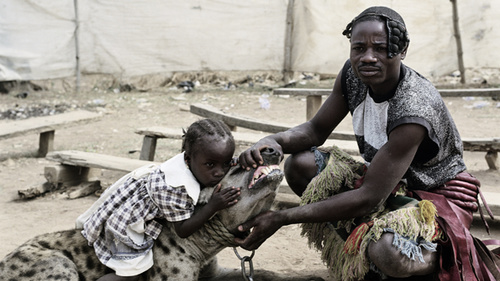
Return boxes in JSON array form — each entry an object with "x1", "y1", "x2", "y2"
[
  {"x1": 134, "y1": 126, "x2": 359, "y2": 161},
  {"x1": 0, "y1": 110, "x2": 101, "y2": 157},
  {"x1": 273, "y1": 87, "x2": 500, "y2": 120}
]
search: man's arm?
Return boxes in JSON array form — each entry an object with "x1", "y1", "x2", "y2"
[
  {"x1": 235, "y1": 123, "x2": 427, "y2": 250},
  {"x1": 239, "y1": 70, "x2": 349, "y2": 170}
]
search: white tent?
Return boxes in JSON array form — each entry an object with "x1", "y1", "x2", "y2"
[{"x1": 1, "y1": 0, "x2": 498, "y2": 82}]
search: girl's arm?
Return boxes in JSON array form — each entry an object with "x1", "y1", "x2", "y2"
[{"x1": 173, "y1": 184, "x2": 240, "y2": 238}]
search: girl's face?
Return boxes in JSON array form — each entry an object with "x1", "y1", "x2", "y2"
[{"x1": 185, "y1": 135, "x2": 235, "y2": 188}]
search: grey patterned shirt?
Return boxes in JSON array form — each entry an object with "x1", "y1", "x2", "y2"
[{"x1": 341, "y1": 60, "x2": 466, "y2": 189}]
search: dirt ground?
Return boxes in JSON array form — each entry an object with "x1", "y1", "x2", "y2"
[{"x1": 1, "y1": 73, "x2": 500, "y2": 279}]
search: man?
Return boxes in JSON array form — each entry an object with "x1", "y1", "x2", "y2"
[{"x1": 235, "y1": 6, "x2": 496, "y2": 281}]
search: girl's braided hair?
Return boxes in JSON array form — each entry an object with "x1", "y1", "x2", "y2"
[
  {"x1": 182, "y1": 118, "x2": 234, "y2": 153},
  {"x1": 342, "y1": 6, "x2": 410, "y2": 58}
]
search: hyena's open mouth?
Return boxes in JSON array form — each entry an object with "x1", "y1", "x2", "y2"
[{"x1": 249, "y1": 164, "x2": 281, "y2": 189}]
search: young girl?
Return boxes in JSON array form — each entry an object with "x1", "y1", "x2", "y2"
[{"x1": 80, "y1": 119, "x2": 240, "y2": 281}]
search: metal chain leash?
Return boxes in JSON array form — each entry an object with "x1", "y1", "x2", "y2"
[{"x1": 233, "y1": 247, "x2": 255, "y2": 281}]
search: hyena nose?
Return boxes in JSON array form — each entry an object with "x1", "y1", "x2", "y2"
[
  {"x1": 261, "y1": 147, "x2": 281, "y2": 163},
  {"x1": 261, "y1": 147, "x2": 279, "y2": 156}
]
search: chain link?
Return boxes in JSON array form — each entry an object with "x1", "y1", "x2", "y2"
[{"x1": 233, "y1": 247, "x2": 255, "y2": 281}]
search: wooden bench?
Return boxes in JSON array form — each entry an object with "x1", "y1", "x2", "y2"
[
  {"x1": 46, "y1": 150, "x2": 158, "y2": 173},
  {"x1": 135, "y1": 127, "x2": 267, "y2": 161},
  {"x1": 190, "y1": 103, "x2": 499, "y2": 170},
  {"x1": 135, "y1": 126, "x2": 360, "y2": 161},
  {"x1": 190, "y1": 103, "x2": 355, "y2": 140},
  {"x1": 272, "y1": 88, "x2": 331, "y2": 120},
  {"x1": 273, "y1": 87, "x2": 500, "y2": 120},
  {"x1": 20, "y1": 150, "x2": 159, "y2": 199},
  {"x1": 0, "y1": 110, "x2": 101, "y2": 157},
  {"x1": 43, "y1": 150, "x2": 298, "y2": 206},
  {"x1": 43, "y1": 152, "x2": 500, "y2": 217},
  {"x1": 462, "y1": 138, "x2": 500, "y2": 170}
]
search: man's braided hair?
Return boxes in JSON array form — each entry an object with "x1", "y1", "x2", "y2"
[
  {"x1": 342, "y1": 6, "x2": 410, "y2": 58},
  {"x1": 182, "y1": 118, "x2": 234, "y2": 153}
]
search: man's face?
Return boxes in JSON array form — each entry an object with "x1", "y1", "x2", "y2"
[{"x1": 349, "y1": 20, "x2": 405, "y2": 97}]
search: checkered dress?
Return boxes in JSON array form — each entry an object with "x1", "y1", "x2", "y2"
[{"x1": 82, "y1": 163, "x2": 196, "y2": 264}]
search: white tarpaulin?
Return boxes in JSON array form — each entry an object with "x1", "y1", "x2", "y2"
[
  {"x1": 77, "y1": 1, "x2": 288, "y2": 77},
  {"x1": 0, "y1": 0, "x2": 498, "y2": 82},
  {"x1": 291, "y1": 0, "x2": 500, "y2": 80},
  {"x1": 0, "y1": 1, "x2": 76, "y2": 80}
]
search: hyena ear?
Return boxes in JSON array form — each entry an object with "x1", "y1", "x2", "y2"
[{"x1": 197, "y1": 186, "x2": 216, "y2": 205}]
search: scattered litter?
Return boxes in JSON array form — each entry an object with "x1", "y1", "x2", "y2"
[
  {"x1": 15, "y1": 92, "x2": 28, "y2": 99},
  {"x1": 135, "y1": 98, "x2": 148, "y2": 104},
  {"x1": 462, "y1": 96, "x2": 475, "y2": 101},
  {"x1": 171, "y1": 95, "x2": 187, "y2": 101},
  {"x1": 301, "y1": 72, "x2": 314, "y2": 80},
  {"x1": 223, "y1": 82, "x2": 236, "y2": 90},
  {"x1": 118, "y1": 84, "x2": 134, "y2": 92},
  {"x1": 1, "y1": 158, "x2": 15, "y2": 167},
  {"x1": 177, "y1": 81, "x2": 195, "y2": 93},
  {"x1": 259, "y1": 94, "x2": 270, "y2": 110},
  {"x1": 276, "y1": 94, "x2": 290, "y2": 99},
  {"x1": 92, "y1": 99, "x2": 105, "y2": 105},
  {"x1": 471, "y1": 77, "x2": 487, "y2": 84},
  {"x1": 464, "y1": 101, "x2": 491, "y2": 109},
  {"x1": 178, "y1": 104, "x2": 190, "y2": 111},
  {"x1": 0, "y1": 104, "x2": 70, "y2": 120},
  {"x1": 283, "y1": 80, "x2": 296, "y2": 88}
]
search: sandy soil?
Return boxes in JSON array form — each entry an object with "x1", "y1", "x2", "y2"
[{"x1": 1, "y1": 75, "x2": 499, "y2": 279}]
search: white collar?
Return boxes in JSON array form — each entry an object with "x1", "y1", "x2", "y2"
[{"x1": 160, "y1": 152, "x2": 200, "y2": 203}]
